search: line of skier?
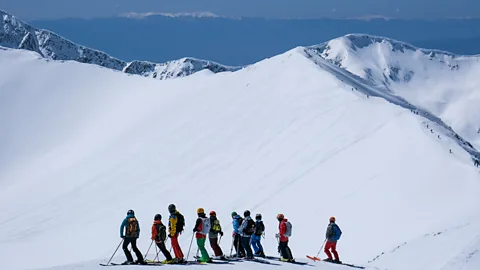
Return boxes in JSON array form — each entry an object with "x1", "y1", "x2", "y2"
[{"x1": 119, "y1": 204, "x2": 342, "y2": 265}]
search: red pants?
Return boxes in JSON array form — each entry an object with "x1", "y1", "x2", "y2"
[
  {"x1": 209, "y1": 237, "x2": 224, "y2": 256},
  {"x1": 324, "y1": 241, "x2": 339, "y2": 260},
  {"x1": 171, "y1": 234, "x2": 184, "y2": 259}
]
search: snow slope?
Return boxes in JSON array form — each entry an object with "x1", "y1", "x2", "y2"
[
  {"x1": 0, "y1": 9, "x2": 239, "y2": 79},
  {"x1": 1, "y1": 44, "x2": 480, "y2": 270},
  {"x1": 309, "y1": 34, "x2": 480, "y2": 150}
]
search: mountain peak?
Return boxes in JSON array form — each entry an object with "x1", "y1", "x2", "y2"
[{"x1": 0, "y1": 9, "x2": 238, "y2": 80}]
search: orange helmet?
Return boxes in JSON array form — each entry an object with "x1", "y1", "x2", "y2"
[
  {"x1": 329, "y1": 216, "x2": 336, "y2": 222},
  {"x1": 277, "y1": 213, "x2": 285, "y2": 220},
  {"x1": 209, "y1": 210, "x2": 216, "y2": 216},
  {"x1": 197, "y1": 208, "x2": 205, "y2": 214}
]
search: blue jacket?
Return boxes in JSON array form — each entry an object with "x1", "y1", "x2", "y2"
[
  {"x1": 120, "y1": 214, "x2": 140, "y2": 238},
  {"x1": 232, "y1": 215, "x2": 242, "y2": 234}
]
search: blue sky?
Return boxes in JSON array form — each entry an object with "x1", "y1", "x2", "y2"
[{"x1": 1, "y1": 0, "x2": 480, "y2": 20}]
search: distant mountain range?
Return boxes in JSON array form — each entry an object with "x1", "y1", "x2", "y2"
[
  {"x1": 0, "y1": 9, "x2": 239, "y2": 79},
  {"x1": 28, "y1": 14, "x2": 480, "y2": 66}
]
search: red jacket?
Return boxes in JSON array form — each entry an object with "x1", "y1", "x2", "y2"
[
  {"x1": 278, "y1": 219, "x2": 289, "y2": 242},
  {"x1": 151, "y1": 220, "x2": 163, "y2": 243}
]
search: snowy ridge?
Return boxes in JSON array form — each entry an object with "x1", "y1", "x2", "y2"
[
  {"x1": 0, "y1": 9, "x2": 239, "y2": 79},
  {"x1": 306, "y1": 34, "x2": 480, "y2": 152},
  {"x1": 123, "y1": 57, "x2": 236, "y2": 79},
  {"x1": 309, "y1": 34, "x2": 471, "y2": 86}
]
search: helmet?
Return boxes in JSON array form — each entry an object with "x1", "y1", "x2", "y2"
[
  {"x1": 168, "y1": 204, "x2": 176, "y2": 213},
  {"x1": 276, "y1": 213, "x2": 284, "y2": 220},
  {"x1": 154, "y1": 214, "x2": 162, "y2": 220},
  {"x1": 255, "y1": 214, "x2": 262, "y2": 220},
  {"x1": 231, "y1": 211, "x2": 237, "y2": 217},
  {"x1": 244, "y1": 210, "x2": 251, "y2": 217},
  {"x1": 127, "y1": 209, "x2": 134, "y2": 215},
  {"x1": 209, "y1": 211, "x2": 217, "y2": 216},
  {"x1": 329, "y1": 216, "x2": 336, "y2": 222},
  {"x1": 197, "y1": 208, "x2": 205, "y2": 214}
]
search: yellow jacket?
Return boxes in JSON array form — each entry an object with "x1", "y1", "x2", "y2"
[{"x1": 169, "y1": 210, "x2": 181, "y2": 236}]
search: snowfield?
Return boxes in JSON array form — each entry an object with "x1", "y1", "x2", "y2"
[{"x1": 1, "y1": 36, "x2": 480, "y2": 270}]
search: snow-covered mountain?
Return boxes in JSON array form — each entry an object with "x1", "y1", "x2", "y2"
[
  {"x1": 1, "y1": 41, "x2": 480, "y2": 270},
  {"x1": 307, "y1": 34, "x2": 480, "y2": 150},
  {"x1": 1, "y1": 9, "x2": 480, "y2": 270},
  {"x1": 0, "y1": 9, "x2": 239, "y2": 79}
]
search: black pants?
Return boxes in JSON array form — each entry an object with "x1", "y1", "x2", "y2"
[
  {"x1": 279, "y1": 240, "x2": 293, "y2": 260},
  {"x1": 241, "y1": 236, "x2": 254, "y2": 258},
  {"x1": 233, "y1": 234, "x2": 245, "y2": 257},
  {"x1": 123, "y1": 237, "x2": 144, "y2": 262},
  {"x1": 156, "y1": 241, "x2": 173, "y2": 261}
]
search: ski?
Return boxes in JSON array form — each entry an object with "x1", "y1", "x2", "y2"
[
  {"x1": 306, "y1": 256, "x2": 365, "y2": 269},
  {"x1": 243, "y1": 258, "x2": 280, "y2": 265},
  {"x1": 192, "y1": 256, "x2": 233, "y2": 264},
  {"x1": 306, "y1": 255, "x2": 320, "y2": 261},
  {"x1": 110, "y1": 262, "x2": 161, "y2": 266},
  {"x1": 224, "y1": 256, "x2": 243, "y2": 261},
  {"x1": 194, "y1": 256, "x2": 239, "y2": 263},
  {"x1": 340, "y1": 263, "x2": 366, "y2": 269},
  {"x1": 263, "y1": 256, "x2": 310, "y2": 265}
]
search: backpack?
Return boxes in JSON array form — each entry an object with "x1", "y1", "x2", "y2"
[
  {"x1": 332, "y1": 224, "x2": 342, "y2": 241},
  {"x1": 176, "y1": 212, "x2": 185, "y2": 233},
  {"x1": 254, "y1": 221, "x2": 265, "y2": 236},
  {"x1": 235, "y1": 216, "x2": 244, "y2": 229},
  {"x1": 126, "y1": 217, "x2": 139, "y2": 238},
  {"x1": 284, "y1": 221, "x2": 293, "y2": 237},
  {"x1": 244, "y1": 218, "x2": 255, "y2": 235},
  {"x1": 200, "y1": 217, "x2": 211, "y2": 235},
  {"x1": 155, "y1": 223, "x2": 167, "y2": 242},
  {"x1": 211, "y1": 218, "x2": 221, "y2": 233}
]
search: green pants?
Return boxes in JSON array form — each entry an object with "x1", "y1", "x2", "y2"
[{"x1": 196, "y1": 238, "x2": 209, "y2": 262}]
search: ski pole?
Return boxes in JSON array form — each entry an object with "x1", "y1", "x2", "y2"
[
  {"x1": 229, "y1": 235, "x2": 234, "y2": 257},
  {"x1": 106, "y1": 239, "x2": 124, "y2": 265},
  {"x1": 315, "y1": 239, "x2": 327, "y2": 259},
  {"x1": 235, "y1": 234, "x2": 245, "y2": 258},
  {"x1": 219, "y1": 235, "x2": 222, "y2": 245},
  {"x1": 276, "y1": 235, "x2": 281, "y2": 256},
  {"x1": 186, "y1": 233, "x2": 195, "y2": 261},
  {"x1": 153, "y1": 243, "x2": 160, "y2": 262},
  {"x1": 144, "y1": 240, "x2": 154, "y2": 260}
]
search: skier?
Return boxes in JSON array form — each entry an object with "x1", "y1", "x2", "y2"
[
  {"x1": 168, "y1": 204, "x2": 185, "y2": 263},
  {"x1": 324, "y1": 216, "x2": 342, "y2": 264},
  {"x1": 231, "y1": 211, "x2": 245, "y2": 258},
  {"x1": 151, "y1": 214, "x2": 174, "y2": 264},
  {"x1": 193, "y1": 208, "x2": 211, "y2": 263},
  {"x1": 208, "y1": 211, "x2": 226, "y2": 259},
  {"x1": 474, "y1": 159, "x2": 480, "y2": 167},
  {"x1": 251, "y1": 214, "x2": 265, "y2": 257},
  {"x1": 238, "y1": 210, "x2": 255, "y2": 259},
  {"x1": 120, "y1": 210, "x2": 146, "y2": 265},
  {"x1": 276, "y1": 213, "x2": 294, "y2": 262}
]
